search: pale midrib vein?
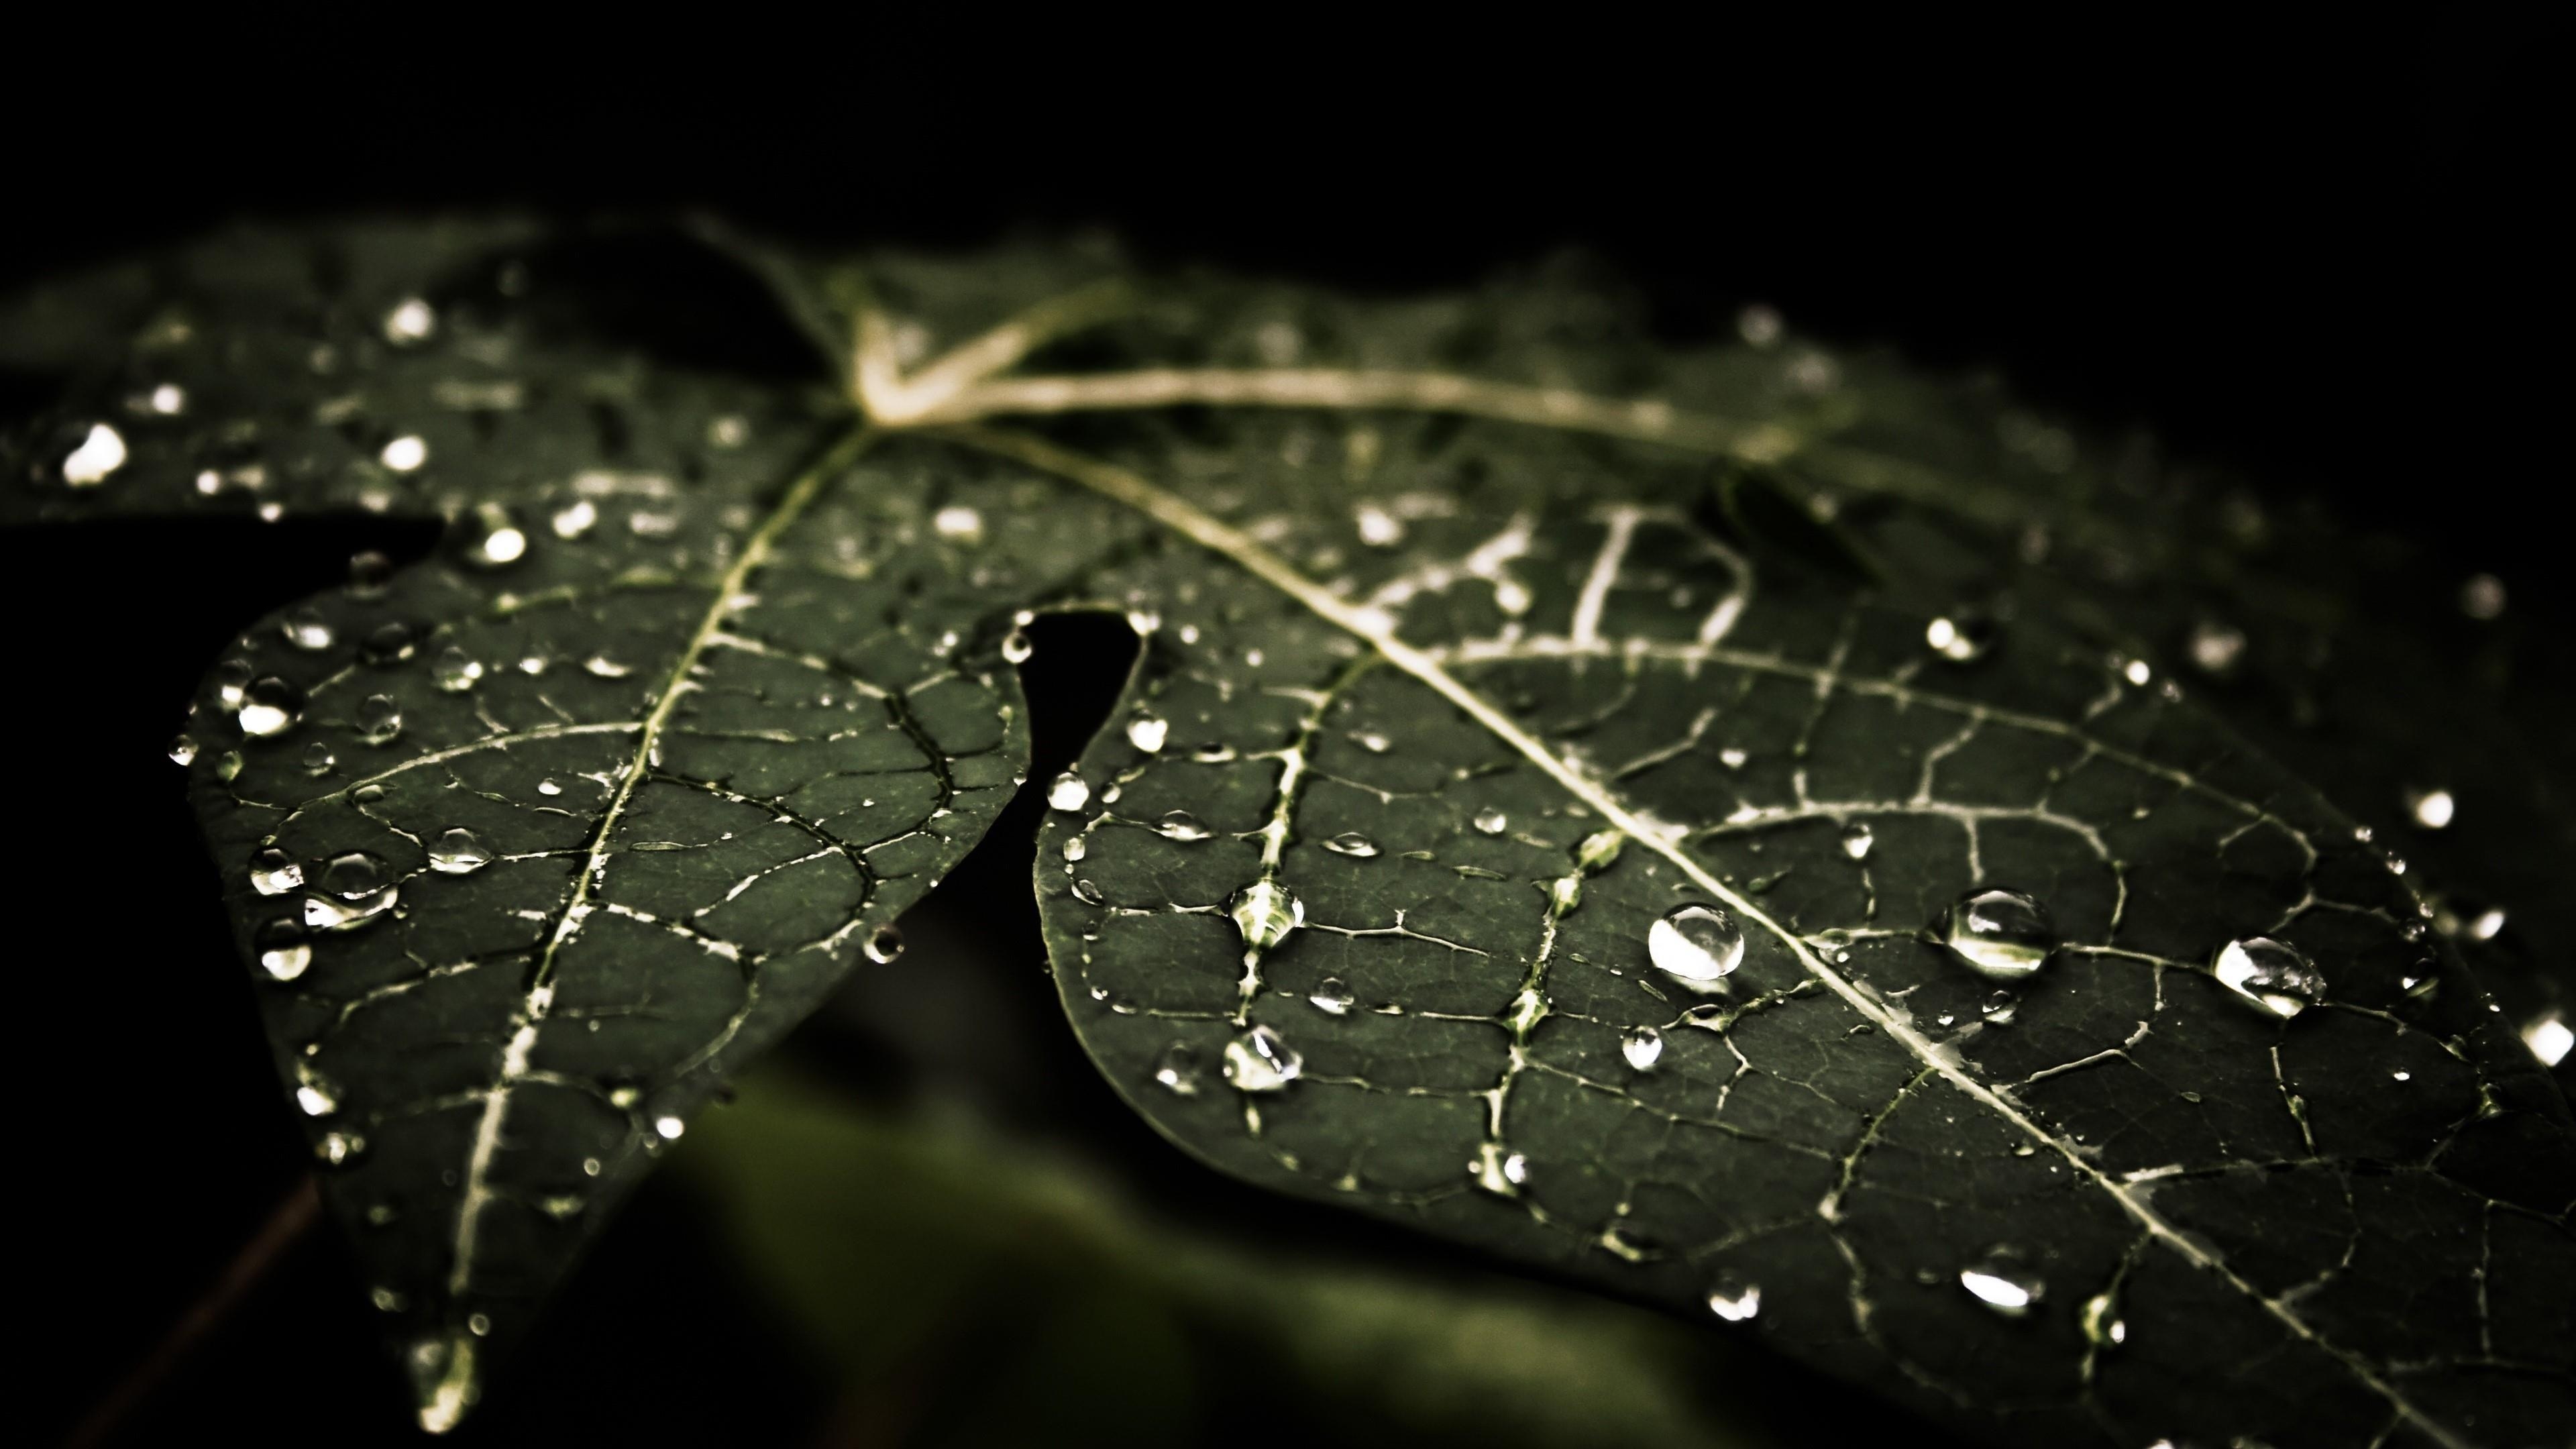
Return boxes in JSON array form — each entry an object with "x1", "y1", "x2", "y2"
[
  {"x1": 419, "y1": 422, "x2": 876, "y2": 1433},
  {"x1": 936, "y1": 421, "x2": 2470, "y2": 1449}
]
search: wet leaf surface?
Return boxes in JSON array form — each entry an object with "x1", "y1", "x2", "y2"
[{"x1": 5, "y1": 220, "x2": 2567, "y2": 1445}]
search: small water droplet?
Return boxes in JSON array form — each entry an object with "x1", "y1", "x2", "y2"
[
  {"x1": 2211, "y1": 937, "x2": 2326, "y2": 1018},
  {"x1": 1648, "y1": 904, "x2": 1744, "y2": 985},
  {"x1": 1157, "y1": 810, "x2": 1213, "y2": 842},
  {"x1": 60, "y1": 422, "x2": 128, "y2": 486},
  {"x1": 1578, "y1": 829, "x2": 1624, "y2": 869},
  {"x1": 2459, "y1": 573, "x2": 2507, "y2": 621},
  {"x1": 1060, "y1": 835, "x2": 1087, "y2": 863},
  {"x1": 1839, "y1": 821, "x2": 1874, "y2": 860},
  {"x1": 537, "y1": 778, "x2": 563, "y2": 796},
  {"x1": 1125, "y1": 714, "x2": 1168, "y2": 753},
  {"x1": 1925, "y1": 610, "x2": 1998, "y2": 663},
  {"x1": 382, "y1": 297, "x2": 437, "y2": 344},
  {"x1": 1309, "y1": 977, "x2": 1355, "y2": 1015},
  {"x1": 1321, "y1": 831, "x2": 1379, "y2": 857},
  {"x1": 932, "y1": 504, "x2": 984, "y2": 543},
  {"x1": 302, "y1": 741, "x2": 337, "y2": 775},
  {"x1": 315, "y1": 1130, "x2": 367, "y2": 1166},
  {"x1": 1071, "y1": 878, "x2": 1106, "y2": 905},
  {"x1": 281, "y1": 609, "x2": 335, "y2": 651},
  {"x1": 250, "y1": 848, "x2": 305, "y2": 896},
  {"x1": 1047, "y1": 771, "x2": 1090, "y2": 812},
  {"x1": 1621, "y1": 1025, "x2": 1664, "y2": 1071},
  {"x1": 1705, "y1": 1272, "x2": 1762, "y2": 1322},
  {"x1": 1000, "y1": 629, "x2": 1034, "y2": 664},
  {"x1": 864, "y1": 924, "x2": 905, "y2": 964},
  {"x1": 379, "y1": 435, "x2": 428, "y2": 473},
  {"x1": 580, "y1": 654, "x2": 631, "y2": 680},
  {"x1": 295, "y1": 1062, "x2": 341, "y2": 1117},
  {"x1": 237, "y1": 678, "x2": 305, "y2": 738},
  {"x1": 1936, "y1": 888, "x2": 2055, "y2": 979},
  {"x1": 655, "y1": 1116, "x2": 686, "y2": 1141},
  {"x1": 1981, "y1": 989, "x2": 2020, "y2": 1026},
  {"x1": 357, "y1": 694, "x2": 402, "y2": 745},
  {"x1": 429, "y1": 828, "x2": 490, "y2": 874},
  {"x1": 2081, "y1": 1289, "x2": 2127, "y2": 1346},
  {"x1": 1958, "y1": 1246, "x2": 2044, "y2": 1317},
  {"x1": 434, "y1": 647, "x2": 484, "y2": 692},
  {"x1": 1718, "y1": 747, "x2": 1749, "y2": 769},
  {"x1": 1354, "y1": 503, "x2": 1404, "y2": 547},
  {"x1": 168, "y1": 733, "x2": 199, "y2": 767},
  {"x1": 1155, "y1": 1042, "x2": 1203, "y2": 1095},
  {"x1": 458, "y1": 503, "x2": 528, "y2": 570},
  {"x1": 361, "y1": 622, "x2": 415, "y2": 665},
  {"x1": 255, "y1": 918, "x2": 312, "y2": 980},
  {"x1": 1354, "y1": 731, "x2": 1391, "y2": 753},
  {"x1": 214, "y1": 751, "x2": 242, "y2": 781},
  {"x1": 1229, "y1": 881, "x2": 1304, "y2": 952},
  {"x1": 2188, "y1": 619, "x2": 2246, "y2": 675},
  {"x1": 1473, "y1": 807, "x2": 1507, "y2": 835},
  {"x1": 1550, "y1": 874, "x2": 1583, "y2": 914}
]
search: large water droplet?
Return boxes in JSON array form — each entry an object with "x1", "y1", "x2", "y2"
[
  {"x1": 250, "y1": 848, "x2": 305, "y2": 896},
  {"x1": 2210, "y1": 936, "x2": 2326, "y2": 1018},
  {"x1": 864, "y1": 924, "x2": 905, "y2": 964},
  {"x1": 255, "y1": 918, "x2": 312, "y2": 980},
  {"x1": 429, "y1": 828, "x2": 490, "y2": 874},
  {"x1": 1047, "y1": 771, "x2": 1090, "y2": 812},
  {"x1": 237, "y1": 678, "x2": 305, "y2": 738},
  {"x1": 1309, "y1": 977, "x2": 1354, "y2": 1015},
  {"x1": 1125, "y1": 714, "x2": 1168, "y2": 753},
  {"x1": 2522, "y1": 1009, "x2": 2573, "y2": 1068},
  {"x1": 60, "y1": 422, "x2": 129, "y2": 486},
  {"x1": 358, "y1": 694, "x2": 402, "y2": 745},
  {"x1": 322, "y1": 851, "x2": 386, "y2": 898},
  {"x1": 1839, "y1": 820, "x2": 1874, "y2": 860},
  {"x1": 1936, "y1": 888, "x2": 2055, "y2": 979},
  {"x1": 1621, "y1": 1025, "x2": 1664, "y2": 1071},
  {"x1": 1959, "y1": 1247, "x2": 2045, "y2": 1318},
  {"x1": 1229, "y1": 881, "x2": 1304, "y2": 952},
  {"x1": 1224, "y1": 1026, "x2": 1303, "y2": 1091},
  {"x1": 1648, "y1": 904, "x2": 1743, "y2": 985},
  {"x1": 1704, "y1": 1273, "x2": 1762, "y2": 1322},
  {"x1": 1157, "y1": 810, "x2": 1214, "y2": 842},
  {"x1": 1321, "y1": 832, "x2": 1379, "y2": 857}
]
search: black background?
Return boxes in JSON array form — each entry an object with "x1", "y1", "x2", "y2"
[{"x1": 6, "y1": 26, "x2": 2559, "y2": 1448}]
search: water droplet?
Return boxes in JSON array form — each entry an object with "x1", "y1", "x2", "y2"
[
  {"x1": 1047, "y1": 771, "x2": 1090, "y2": 812},
  {"x1": 458, "y1": 503, "x2": 528, "y2": 570},
  {"x1": 1839, "y1": 821, "x2": 1874, "y2": 860},
  {"x1": 315, "y1": 1130, "x2": 368, "y2": 1166},
  {"x1": 1737, "y1": 304, "x2": 1784, "y2": 347},
  {"x1": 301, "y1": 741, "x2": 337, "y2": 775},
  {"x1": 379, "y1": 435, "x2": 429, "y2": 473},
  {"x1": 214, "y1": 751, "x2": 243, "y2": 781},
  {"x1": 1000, "y1": 629, "x2": 1034, "y2": 664},
  {"x1": 433, "y1": 648, "x2": 484, "y2": 692},
  {"x1": 2188, "y1": 619, "x2": 2246, "y2": 676},
  {"x1": 1473, "y1": 807, "x2": 1507, "y2": 835},
  {"x1": 1071, "y1": 878, "x2": 1105, "y2": 905},
  {"x1": 1354, "y1": 504, "x2": 1403, "y2": 546},
  {"x1": 1321, "y1": 831, "x2": 1378, "y2": 857},
  {"x1": 2459, "y1": 573, "x2": 2507, "y2": 621},
  {"x1": 2211, "y1": 936, "x2": 2326, "y2": 1018},
  {"x1": 536, "y1": 779, "x2": 563, "y2": 796},
  {"x1": 357, "y1": 694, "x2": 402, "y2": 745},
  {"x1": 550, "y1": 499, "x2": 598, "y2": 539},
  {"x1": 1926, "y1": 610, "x2": 1997, "y2": 663},
  {"x1": 1936, "y1": 888, "x2": 2055, "y2": 979},
  {"x1": 1154, "y1": 1043, "x2": 1203, "y2": 1096},
  {"x1": 60, "y1": 423, "x2": 127, "y2": 486},
  {"x1": 1549, "y1": 874, "x2": 1584, "y2": 914},
  {"x1": 1704, "y1": 1272, "x2": 1762, "y2": 1322},
  {"x1": 362, "y1": 622, "x2": 415, "y2": 665},
  {"x1": 320, "y1": 851, "x2": 384, "y2": 900},
  {"x1": 1309, "y1": 977, "x2": 1354, "y2": 1014},
  {"x1": 582, "y1": 654, "x2": 631, "y2": 680},
  {"x1": 1958, "y1": 1247, "x2": 2044, "y2": 1317},
  {"x1": 237, "y1": 678, "x2": 304, "y2": 738},
  {"x1": 932, "y1": 504, "x2": 984, "y2": 543},
  {"x1": 1981, "y1": 989, "x2": 2020, "y2": 1026},
  {"x1": 429, "y1": 828, "x2": 490, "y2": 874},
  {"x1": 864, "y1": 924, "x2": 905, "y2": 964},
  {"x1": 256, "y1": 918, "x2": 312, "y2": 980},
  {"x1": 2081, "y1": 1289, "x2": 2127, "y2": 1346},
  {"x1": 1229, "y1": 880, "x2": 1305, "y2": 952},
  {"x1": 281, "y1": 609, "x2": 335, "y2": 651},
  {"x1": 1126, "y1": 714, "x2": 1168, "y2": 753},
  {"x1": 1060, "y1": 835, "x2": 1087, "y2": 863},
  {"x1": 1621, "y1": 1025, "x2": 1664, "y2": 1071},
  {"x1": 1353, "y1": 731, "x2": 1391, "y2": 753},
  {"x1": 1648, "y1": 904, "x2": 1744, "y2": 985},
  {"x1": 1578, "y1": 829, "x2": 1625, "y2": 869},
  {"x1": 655, "y1": 1116, "x2": 686, "y2": 1141},
  {"x1": 382, "y1": 297, "x2": 437, "y2": 343},
  {"x1": 2519, "y1": 1008, "x2": 2571, "y2": 1068},
  {"x1": 1718, "y1": 747, "x2": 1748, "y2": 769},
  {"x1": 371, "y1": 1286, "x2": 408, "y2": 1311},
  {"x1": 2407, "y1": 788, "x2": 2456, "y2": 830},
  {"x1": 250, "y1": 848, "x2": 305, "y2": 896},
  {"x1": 1157, "y1": 810, "x2": 1214, "y2": 842},
  {"x1": 296, "y1": 1063, "x2": 341, "y2": 1117}
]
